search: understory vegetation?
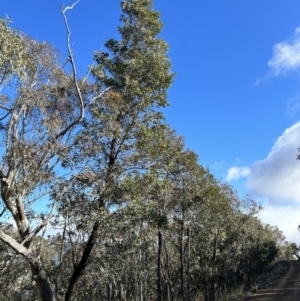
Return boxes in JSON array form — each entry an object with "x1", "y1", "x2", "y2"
[{"x1": 0, "y1": 1, "x2": 295, "y2": 300}]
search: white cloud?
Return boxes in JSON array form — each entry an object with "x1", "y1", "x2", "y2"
[
  {"x1": 225, "y1": 122, "x2": 300, "y2": 241},
  {"x1": 268, "y1": 27, "x2": 300, "y2": 75},
  {"x1": 286, "y1": 94, "x2": 300, "y2": 117},
  {"x1": 247, "y1": 121, "x2": 300, "y2": 204},
  {"x1": 258, "y1": 205, "x2": 300, "y2": 243},
  {"x1": 226, "y1": 166, "x2": 250, "y2": 182}
]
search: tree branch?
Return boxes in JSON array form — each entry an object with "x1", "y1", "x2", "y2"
[
  {"x1": 64, "y1": 221, "x2": 100, "y2": 301},
  {"x1": 0, "y1": 207, "x2": 6, "y2": 217},
  {"x1": 56, "y1": 1, "x2": 84, "y2": 140},
  {"x1": 61, "y1": 0, "x2": 80, "y2": 14},
  {"x1": 87, "y1": 86, "x2": 111, "y2": 108},
  {"x1": 21, "y1": 198, "x2": 57, "y2": 246},
  {"x1": 0, "y1": 104, "x2": 12, "y2": 112},
  {"x1": 0, "y1": 229, "x2": 30, "y2": 257},
  {"x1": 57, "y1": 2, "x2": 110, "y2": 140}
]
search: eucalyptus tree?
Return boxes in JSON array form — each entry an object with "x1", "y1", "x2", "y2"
[
  {"x1": 0, "y1": 6, "x2": 108, "y2": 301},
  {"x1": 0, "y1": 2, "x2": 290, "y2": 301},
  {"x1": 155, "y1": 148, "x2": 209, "y2": 300},
  {"x1": 50, "y1": 0, "x2": 174, "y2": 299},
  {"x1": 2, "y1": 0, "x2": 175, "y2": 298}
]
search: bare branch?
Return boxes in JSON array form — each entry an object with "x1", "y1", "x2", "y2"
[
  {"x1": 61, "y1": 0, "x2": 80, "y2": 14},
  {"x1": 57, "y1": 2, "x2": 110, "y2": 140},
  {"x1": 0, "y1": 110, "x2": 11, "y2": 121},
  {"x1": 21, "y1": 198, "x2": 57, "y2": 246},
  {"x1": 0, "y1": 229, "x2": 30, "y2": 257},
  {"x1": 0, "y1": 103, "x2": 12, "y2": 112},
  {"x1": 88, "y1": 86, "x2": 111, "y2": 108},
  {"x1": 57, "y1": 1, "x2": 84, "y2": 140},
  {"x1": 80, "y1": 63, "x2": 94, "y2": 87},
  {"x1": 80, "y1": 40, "x2": 104, "y2": 87},
  {"x1": 0, "y1": 207, "x2": 6, "y2": 217}
]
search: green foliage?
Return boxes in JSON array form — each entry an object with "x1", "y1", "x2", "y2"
[
  {"x1": 92, "y1": 0, "x2": 174, "y2": 108},
  {"x1": 0, "y1": 2, "x2": 292, "y2": 301},
  {"x1": 0, "y1": 18, "x2": 27, "y2": 81}
]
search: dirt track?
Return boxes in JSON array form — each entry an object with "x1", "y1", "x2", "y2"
[{"x1": 243, "y1": 261, "x2": 300, "y2": 301}]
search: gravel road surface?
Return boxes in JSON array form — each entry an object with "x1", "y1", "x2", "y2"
[{"x1": 243, "y1": 261, "x2": 300, "y2": 301}]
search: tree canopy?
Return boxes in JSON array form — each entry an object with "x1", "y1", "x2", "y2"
[{"x1": 0, "y1": 2, "x2": 294, "y2": 301}]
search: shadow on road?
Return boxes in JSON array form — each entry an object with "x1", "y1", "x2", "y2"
[{"x1": 244, "y1": 261, "x2": 300, "y2": 301}]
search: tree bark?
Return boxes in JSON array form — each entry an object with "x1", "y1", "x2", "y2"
[
  {"x1": 30, "y1": 261, "x2": 56, "y2": 301},
  {"x1": 65, "y1": 221, "x2": 100, "y2": 301},
  {"x1": 180, "y1": 206, "x2": 185, "y2": 300},
  {"x1": 0, "y1": 228, "x2": 56, "y2": 301},
  {"x1": 157, "y1": 230, "x2": 162, "y2": 301},
  {"x1": 210, "y1": 234, "x2": 218, "y2": 301},
  {"x1": 186, "y1": 226, "x2": 191, "y2": 301}
]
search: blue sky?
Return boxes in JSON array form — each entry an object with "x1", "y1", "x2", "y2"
[{"x1": 3, "y1": 0, "x2": 300, "y2": 242}]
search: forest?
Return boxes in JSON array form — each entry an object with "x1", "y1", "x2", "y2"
[{"x1": 0, "y1": 0, "x2": 296, "y2": 300}]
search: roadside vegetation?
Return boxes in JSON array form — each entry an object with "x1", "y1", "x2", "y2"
[{"x1": 0, "y1": 1, "x2": 296, "y2": 300}]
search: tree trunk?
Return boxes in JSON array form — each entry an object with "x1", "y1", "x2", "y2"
[
  {"x1": 0, "y1": 228, "x2": 56, "y2": 301},
  {"x1": 65, "y1": 221, "x2": 100, "y2": 301},
  {"x1": 210, "y1": 234, "x2": 218, "y2": 301},
  {"x1": 180, "y1": 207, "x2": 185, "y2": 300},
  {"x1": 157, "y1": 230, "x2": 162, "y2": 301},
  {"x1": 30, "y1": 262, "x2": 56, "y2": 301},
  {"x1": 186, "y1": 226, "x2": 191, "y2": 301}
]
